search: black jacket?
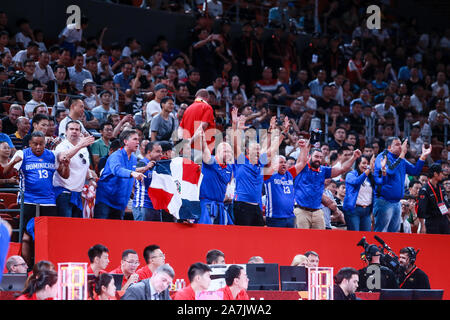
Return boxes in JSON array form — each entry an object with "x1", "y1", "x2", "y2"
[
  {"x1": 399, "y1": 267, "x2": 430, "y2": 289},
  {"x1": 418, "y1": 182, "x2": 449, "y2": 219},
  {"x1": 357, "y1": 264, "x2": 399, "y2": 292},
  {"x1": 333, "y1": 284, "x2": 357, "y2": 300}
]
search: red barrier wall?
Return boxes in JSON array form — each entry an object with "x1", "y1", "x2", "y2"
[{"x1": 34, "y1": 217, "x2": 450, "y2": 299}]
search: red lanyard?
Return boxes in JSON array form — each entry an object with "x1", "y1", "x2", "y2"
[
  {"x1": 399, "y1": 266, "x2": 417, "y2": 288},
  {"x1": 428, "y1": 182, "x2": 443, "y2": 203}
]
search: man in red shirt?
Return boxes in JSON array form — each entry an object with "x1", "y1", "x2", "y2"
[
  {"x1": 136, "y1": 244, "x2": 166, "y2": 281},
  {"x1": 86, "y1": 244, "x2": 110, "y2": 277},
  {"x1": 178, "y1": 89, "x2": 216, "y2": 161},
  {"x1": 174, "y1": 262, "x2": 212, "y2": 300},
  {"x1": 217, "y1": 265, "x2": 249, "y2": 300},
  {"x1": 110, "y1": 249, "x2": 140, "y2": 291}
]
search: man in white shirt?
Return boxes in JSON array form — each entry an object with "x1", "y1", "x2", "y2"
[
  {"x1": 12, "y1": 42, "x2": 39, "y2": 68},
  {"x1": 53, "y1": 120, "x2": 95, "y2": 218},
  {"x1": 146, "y1": 83, "x2": 168, "y2": 123},
  {"x1": 80, "y1": 79, "x2": 100, "y2": 110},
  {"x1": 15, "y1": 19, "x2": 33, "y2": 49},
  {"x1": 410, "y1": 85, "x2": 426, "y2": 113},
  {"x1": 34, "y1": 51, "x2": 55, "y2": 85},
  {"x1": 59, "y1": 98, "x2": 89, "y2": 138},
  {"x1": 59, "y1": 17, "x2": 89, "y2": 57},
  {"x1": 431, "y1": 72, "x2": 449, "y2": 98},
  {"x1": 92, "y1": 90, "x2": 117, "y2": 124},
  {"x1": 24, "y1": 86, "x2": 48, "y2": 118}
]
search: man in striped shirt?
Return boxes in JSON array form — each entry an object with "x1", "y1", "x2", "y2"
[{"x1": 132, "y1": 141, "x2": 162, "y2": 221}]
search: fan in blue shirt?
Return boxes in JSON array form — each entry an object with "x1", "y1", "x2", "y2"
[
  {"x1": 264, "y1": 139, "x2": 309, "y2": 228},
  {"x1": 94, "y1": 130, "x2": 146, "y2": 220},
  {"x1": 132, "y1": 142, "x2": 161, "y2": 221},
  {"x1": 293, "y1": 146, "x2": 361, "y2": 229},
  {"x1": 373, "y1": 137, "x2": 431, "y2": 232},
  {"x1": 198, "y1": 141, "x2": 235, "y2": 225}
]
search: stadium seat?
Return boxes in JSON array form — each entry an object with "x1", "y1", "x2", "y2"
[{"x1": 0, "y1": 193, "x2": 18, "y2": 209}]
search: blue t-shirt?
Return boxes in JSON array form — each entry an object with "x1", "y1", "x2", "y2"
[
  {"x1": 234, "y1": 153, "x2": 267, "y2": 205},
  {"x1": 200, "y1": 157, "x2": 234, "y2": 202},
  {"x1": 133, "y1": 157, "x2": 154, "y2": 209},
  {"x1": 264, "y1": 171, "x2": 295, "y2": 219},
  {"x1": 96, "y1": 148, "x2": 137, "y2": 211},
  {"x1": 19, "y1": 148, "x2": 57, "y2": 205},
  {"x1": 292, "y1": 163, "x2": 332, "y2": 209}
]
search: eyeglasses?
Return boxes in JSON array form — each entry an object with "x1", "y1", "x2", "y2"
[
  {"x1": 79, "y1": 153, "x2": 86, "y2": 164},
  {"x1": 150, "y1": 253, "x2": 165, "y2": 259},
  {"x1": 14, "y1": 263, "x2": 27, "y2": 268},
  {"x1": 124, "y1": 260, "x2": 140, "y2": 265}
]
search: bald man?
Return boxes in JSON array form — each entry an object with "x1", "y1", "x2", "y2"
[
  {"x1": 6, "y1": 255, "x2": 28, "y2": 273},
  {"x1": 178, "y1": 89, "x2": 216, "y2": 162}
]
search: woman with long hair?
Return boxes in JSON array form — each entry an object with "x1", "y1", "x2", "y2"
[
  {"x1": 88, "y1": 273, "x2": 117, "y2": 300},
  {"x1": 23, "y1": 260, "x2": 55, "y2": 289},
  {"x1": 16, "y1": 269, "x2": 58, "y2": 300},
  {"x1": 343, "y1": 155, "x2": 381, "y2": 231},
  {"x1": 223, "y1": 75, "x2": 248, "y2": 105}
]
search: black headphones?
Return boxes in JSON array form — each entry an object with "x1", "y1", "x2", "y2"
[{"x1": 405, "y1": 247, "x2": 417, "y2": 265}]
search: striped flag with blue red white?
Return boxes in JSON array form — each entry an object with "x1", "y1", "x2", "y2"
[{"x1": 147, "y1": 157, "x2": 202, "y2": 220}]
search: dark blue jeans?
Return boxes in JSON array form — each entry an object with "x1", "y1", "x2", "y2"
[
  {"x1": 56, "y1": 193, "x2": 82, "y2": 218},
  {"x1": 266, "y1": 217, "x2": 296, "y2": 228},
  {"x1": 344, "y1": 206, "x2": 372, "y2": 231},
  {"x1": 94, "y1": 202, "x2": 124, "y2": 220},
  {"x1": 373, "y1": 198, "x2": 401, "y2": 232}
]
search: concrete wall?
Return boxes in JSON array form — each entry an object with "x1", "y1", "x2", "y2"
[{"x1": 1, "y1": 0, "x2": 196, "y2": 53}]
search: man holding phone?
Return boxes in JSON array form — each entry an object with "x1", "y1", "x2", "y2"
[{"x1": 373, "y1": 137, "x2": 432, "y2": 232}]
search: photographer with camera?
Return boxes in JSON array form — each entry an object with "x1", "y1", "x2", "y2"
[
  {"x1": 357, "y1": 244, "x2": 398, "y2": 292},
  {"x1": 398, "y1": 247, "x2": 430, "y2": 289}
]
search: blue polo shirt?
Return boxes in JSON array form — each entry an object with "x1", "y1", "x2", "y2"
[
  {"x1": 234, "y1": 153, "x2": 268, "y2": 206},
  {"x1": 113, "y1": 72, "x2": 132, "y2": 91},
  {"x1": 200, "y1": 157, "x2": 234, "y2": 202},
  {"x1": 264, "y1": 171, "x2": 295, "y2": 219},
  {"x1": 96, "y1": 148, "x2": 137, "y2": 211},
  {"x1": 292, "y1": 163, "x2": 332, "y2": 210}
]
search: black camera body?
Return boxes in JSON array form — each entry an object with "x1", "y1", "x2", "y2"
[
  {"x1": 356, "y1": 236, "x2": 401, "y2": 274},
  {"x1": 310, "y1": 128, "x2": 323, "y2": 147}
]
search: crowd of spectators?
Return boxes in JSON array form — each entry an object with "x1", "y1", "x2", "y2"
[{"x1": 0, "y1": 0, "x2": 449, "y2": 264}]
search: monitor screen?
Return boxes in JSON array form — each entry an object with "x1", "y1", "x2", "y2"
[
  {"x1": 246, "y1": 263, "x2": 279, "y2": 291},
  {"x1": 279, "y1": 266, "x2": 308, "y2": 291},
  {"x1": 412, "y1": 289, "x2": 444, "y2": 300},
  {"x1": 87, "y1": 273, "x2": 124, "y2": 291},
  {"x1": 379, "y1": 289, "x2": 413, "y2": 300},
  {"x1": 0, "y1": 273, "x2": 28, "y2": 292}
]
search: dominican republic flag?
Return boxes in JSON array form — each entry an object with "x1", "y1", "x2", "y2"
[{"x1": 148, "y1": 157, "x2": 202, "y2": 220}]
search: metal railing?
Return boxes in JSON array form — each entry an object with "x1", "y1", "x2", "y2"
[{"x1": 0, "y1": 187, "x2": 24, "y2": 243}]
